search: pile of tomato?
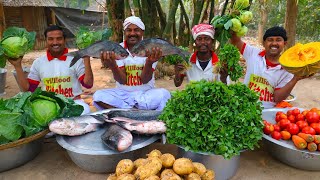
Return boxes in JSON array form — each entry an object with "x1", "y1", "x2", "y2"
[{"x1": 263, "y1": 108, "x2": 320, "y2": 151}]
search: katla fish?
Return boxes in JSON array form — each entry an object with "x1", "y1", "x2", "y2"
[
  {"x1": 131, "y1": 38, "x2": 190, "y2": 59},
  {"x1": 49, "y1": 114, "x2": 106, "y2": 136},
  {"x1": 106, "y1": 116, "x2": 166, "y2": 135},
  {"x1": 106, "y1": 109, "x2": 162, "y2": 121},
  {"x1": 101, "y1": 124, "x2": 133, "y2": 152},
  {"x1": 66, "y1": 40, "x2": 129, "y2": 67}
]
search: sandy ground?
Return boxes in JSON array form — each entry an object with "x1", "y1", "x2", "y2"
[{"x1": 1, "y1": 49, "x2": 320, "y2": 180}]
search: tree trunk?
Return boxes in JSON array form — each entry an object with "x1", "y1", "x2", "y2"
[
  {"x1": 200, "y1": 0, "x2": 210, "y2": 23},
  {"x1": 106, "y1": 0, "x2": 124, "y2": 42},
  {"x1": 0, "y1": 2, "x2": 6, "y2": 39},
  {"x1": 192, "y1": 0, "x2": 205, "y2": 27},
  {"x1": 162, "y1": 0, "x2": 179, "y2": 41},
  {"x1": 141, "y1": 0, "x2": 151, "y2": 37},
  {"x1": 124, "y1": 0, "x2": 131, "y2": 17},
  {"x1": 208, "y1": 0, "x2": 215, "y2": 23},
  {"x1": 148, "y1": 0, "x2": 160, "y2": 37},
  {"x1": 178, "y1": 0, "x2": 190, "y2": 47},
  {"x1": 132, "y1": 0, "x2": 141, "y2": 16},
  {"x1": 155, "y1": 0, "x2": 166, "y2": 32},
  {"x1": 258, "y1": 0, "x2": 268, "y2": 45},
  {"x1": 221, "y1": 0, "x2": 229, "y2": 16},
  {"x1": 284, "y1": 0, "x2": 298, "y2": 49}
]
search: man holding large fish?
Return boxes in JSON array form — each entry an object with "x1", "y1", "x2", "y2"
[
  {"x1": 8, "y1": 25, "x2": 94, "y2": 114},
  {"x1": 93, "y1": 16, "x2": 171, "y2": 111}
]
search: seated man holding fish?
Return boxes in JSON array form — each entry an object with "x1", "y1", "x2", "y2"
[
  {"x1": 93, "y1": 16, "x2": 171, "y2": 111},
  {"x1": 174, "y1": 24, "x2": 228, "y2": 87},
  {"x1": 8, "y1": 25, "x2": 93, "y2": 114}
]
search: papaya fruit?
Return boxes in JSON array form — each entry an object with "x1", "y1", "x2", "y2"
[{"x1": 279, "y1": 42, "x2": 320, "y2": 77}]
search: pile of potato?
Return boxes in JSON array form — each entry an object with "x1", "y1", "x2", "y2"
[{"x1": 107, "y1": 149, "x2": 215, "y2": 180}]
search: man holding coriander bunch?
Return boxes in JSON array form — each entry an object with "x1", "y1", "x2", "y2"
[{"x1": 173, "y1": 24, "x2": 228, "y2": 87}]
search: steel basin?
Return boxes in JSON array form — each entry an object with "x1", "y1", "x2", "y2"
[
  {"x1": 177, "y1": 146, "x2": 240, "y2": 180},
  {"x1": 0, "y1": 129, "x2": 48, "y2": 172},
  {"x1": 262, "y1": 108, "x2": 320, "y2": 170},
  {"x1": 56, "y1": 109, "x2": 163, "y2": 173}
]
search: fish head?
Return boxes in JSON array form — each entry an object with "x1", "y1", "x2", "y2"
[
  {"x1": 131, "y1": 44, "x2": 147, "y2": 57},
  {"x1": 114, "y1": 48, "x2": 129, "y2": 60}
]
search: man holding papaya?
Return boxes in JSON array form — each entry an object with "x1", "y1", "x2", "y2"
[{"x1": 230, "y1": 26, "x2": 309, "y2": 108}]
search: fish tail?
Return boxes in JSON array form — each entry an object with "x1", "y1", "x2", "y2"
[{"x1": 69, "y1": 53, "x2": 82, "y2": 67}]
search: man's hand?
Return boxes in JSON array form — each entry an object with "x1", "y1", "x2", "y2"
[
  {"x1": 100, "y1": 51, "x2": 117, "y2": 69},
  {"x1": 8, "y1": 56, "x2": 23, "y2": 68},
  {"x1": 146, "y1": 47, "x2": 162, "y2": 65}
]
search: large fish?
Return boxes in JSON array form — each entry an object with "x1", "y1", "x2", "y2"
[
  {"x1": 106, "y1": 116, "x2": 166, "y2": 135},
  {"x1": 49, "y1": 115, "x2": 106, "y2": 136},
  {"x1": 106, "y1": 109, "x2": 162, "y2": 121},
  {"x1": 66, "y1": 40, "x2": 129, "y2": 67},
  {"x1": 101, "y1": 124, "x2": 133, "y2": 152},
  {"x1": 131, "y1": 38, "x2": 190, "y2": 59}
]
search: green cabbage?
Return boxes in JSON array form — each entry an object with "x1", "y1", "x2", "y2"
[
  {"x1": 236, "y1": 26, "x2": 248, "y2": 37},
  {"x1": 230, "y1": 18, "x2": 242, "y2": 32},
  {"x1": 239, "y1": 11, "x2": 253, "y2": 24},
  {"x1": 0, "y1": 27, "x2": 36, "y2": 59},
  {"x1": 31, "y1": 99, "x2": 60, "y2": 127}
]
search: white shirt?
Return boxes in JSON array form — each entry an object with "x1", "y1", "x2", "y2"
[
  {"x1": 242, "y1": 43, "x2": 294, "y2": 108},
  {"x1": 115, "y1": 41, "x2": 158, "y2": 92},
  {"x1": 28, "y1": 52, "x2": 85, "y2": 98}
]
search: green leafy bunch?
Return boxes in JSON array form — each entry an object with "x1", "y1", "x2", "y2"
[
  {"x1": 0, "y1": 88, "x2": 83, "y2": 145},
  {"x1": 75, "y1": 26, "x2": 112, "y2": 49},
  {"x1": 160, "y1": 80, "x2": 263, "y2": 159},
  {"x1": 211, "y1": 0, "x2": 252, "y2": 47},
  {"x1": 0, "y1": 27, "x2": 36, "y2": 68},
  {"x1": 217, "y1": 43, "x2": 243, "y2": 81},
  {"x1": 163, "y1": 46, "x2": 190, "y2": 65}
]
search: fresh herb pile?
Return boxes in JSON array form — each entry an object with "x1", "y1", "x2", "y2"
[
  {"x1": 75, "y1": 26, "x2": 112, "y2": 49},
  {"x1": 162, "y1": 46, "x2": 191, "y2": 71},
  {"x1": 217, "y1": 43, "x2": 243, "y2": 81},
  {"x1": 0, "y1": 88, "x2": 83, "y2": 145},
  {"x1": 160, "y1": 80, "x2": 263, "y2": 159}
]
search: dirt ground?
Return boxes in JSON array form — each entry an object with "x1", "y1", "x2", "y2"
[{"x1": 1, "y1": 49, "x2": 320, "y2": 180}]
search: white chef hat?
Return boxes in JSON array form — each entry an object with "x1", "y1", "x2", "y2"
[{"x1": 123, "y1": 16, "x2": 145, "y2": 31}]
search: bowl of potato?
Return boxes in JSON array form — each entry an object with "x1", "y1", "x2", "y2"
[{"x1": 107, "y1": 149, "x2": 215, "y2": 180}]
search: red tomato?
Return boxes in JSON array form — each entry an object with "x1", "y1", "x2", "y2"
[
  {"x1": 310, "y1": 108, "x2": 318, "y2": 112},
  {"x1": 263, "y1": 124, "x2": 274, "y2": 135},
  {"x1": 275, "y1": 115, "x2": 282, "y2": 122},
  {"x1": 279, "y1": 114, "x2": 288, "y2": 120},
  {"x1": 276, "y1": 111, "x2": 285, "y2": 116},
  {"x1": 287, "y1": 123, "x2": 300, "y2": 135},
  {"x1": 287, "y1": 115, "x2": 296, "y2": 123},
  {"x1": 263, "y1": 120, "x2": 269, "y2": 125},
  {"x1": 296, "y1": 121, "x2": 308, "y2": 130},
  {"x1": 280, "y1": 131, "x2": 291, "y2": 140},
  {"x1": 273, "y1": 124, "x2": 281, "y2": 132},
  {"x1": 271, "y1": 131, "x2": 282, "y2": 140},
  {"x1": 296, "y1": 113, "x2": 305, "y2": 121},
  {"x1": 317, "y1": 110, "x2": 320, "y2": 116},
  {"x1": 287, "y1": 110, "x2": 293, "y2": 116},
  {"x1": 302, "y1": 110, "x2": 309, "y2": 116},
  {"x1": 302, "y1": 126, "x2": 316, "y2": 135},
  {"x1": 306, "y1": 111, "x2": 320, "y2": 124},
  {"x1": 292, "y1": 108, "x2": 300, "y2": 116},
  {"x1": 310, "y1": 123, "x2": 320, "y2": 134},
  {"x1": 279, "y1": 119, "x2": 291, "y2": 130}
]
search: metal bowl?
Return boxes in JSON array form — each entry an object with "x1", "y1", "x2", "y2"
[
  {"x1": 262, "y1": 108, "x2": 320, "y2": 170},
  {"x1": 56, "y1": 109, "x2": 163, "y2": 173},
  {"x1": 0, "y1": 129, "x2": 49, "y2": 172},
  {"x1": 177, "y1": 146, "x2": 241, "y2": 180}
]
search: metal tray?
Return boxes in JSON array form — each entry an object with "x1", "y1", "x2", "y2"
[
  {"x1": 56, "y1": 109, "x2": 162, "y2": 173},
  {"x1": 262, "y1": 108, "x2": 320, "y2": 170}
]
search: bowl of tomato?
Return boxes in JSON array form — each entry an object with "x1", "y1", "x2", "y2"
[{"x1": 262, "y1": 107, "x2": 320, "y2": 171}]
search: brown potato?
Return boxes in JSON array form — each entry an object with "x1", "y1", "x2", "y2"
[
  {"x1": 185, "y1": 173, "x2": 201, "y2": 180},
  {"x1": 173, "y1": 158, "x2": 194, "y2": 175},
  {"x1": 160, "y1": 153, "x2": 175, "y2": 168},
  {"x1": 134, "y1": 157, "x2": 163, "y2": 180},
  {"x1": 201, "y1": 170, "x2": 215, "y2": 180},
  {"x1": 160, "y1": 169, "x2": 181, "y2": 180},
  {"x1": 117, "y1": 173, "x2": 135, "y2": 180},
  {"x1": 115, "y1": 159, "x2": 134, "y2": 176},
  {"x1": 147, "y1": 149, "x2": 162, "y2": 158},
  {"x1": 192, "y1": 162, "x2": 206, "y2": 176},
  {"x1": 145, "y1": 175, "x2": 160, "y2": 180},
  {"x1": 107, "y1": 173, "x2": 117, "y2": 180},
  {"x1": 134, "y1": 158, "x2": 147, "y2": 168}
]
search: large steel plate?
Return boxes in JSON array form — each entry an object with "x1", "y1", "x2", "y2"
[{"x1": 262, "y1": 108, "x2": 320, "y2": 170}]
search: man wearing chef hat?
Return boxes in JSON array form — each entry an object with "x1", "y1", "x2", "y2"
[
  {"x1": 93, "y1": 16, "x2": 171, "y2": 111},
  {"x1": 173, "y1": 23, "x2": 228, "y2": 87}
]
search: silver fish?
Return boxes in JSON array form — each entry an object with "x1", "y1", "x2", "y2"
[
  {"x1": 107, "y1": 116, "x2": 166, "y2": 135},
  {"x1": 66, "y1": 40, "x2": 129, "y2": 67},
  {"x1": 101, "y1": 124, "x2": 133, "y2": 152},
  {"x1": 49, "y1": 115, "x2": 105, "y2": 136},
  {"x1": 131, "y1": 38, "x2": 190, "y2": 59},
  {"x1": 106, "y1": 109, "x2": 162, "y2": 121}
]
